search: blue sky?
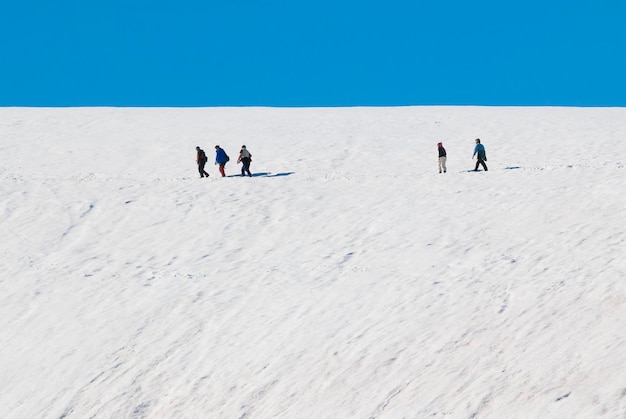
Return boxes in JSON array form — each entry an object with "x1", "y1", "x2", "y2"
[{"x1": 1, "y1": 0, "x2": 625, "y2": 107}]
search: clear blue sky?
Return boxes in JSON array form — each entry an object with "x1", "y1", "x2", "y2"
[{"x1": 1, "y1": 0, "x2": 625, "y2": 107}]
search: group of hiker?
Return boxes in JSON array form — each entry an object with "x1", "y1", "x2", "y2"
[
  {"x1": 195, "y1": 138, "x2": 488, "y2": 178},
  {"x1": 195, "y1": 145, "x2": 252, "y2": 178},
  {"x1": 437, "y1": 138, "x2": 488, "y2": 173}
]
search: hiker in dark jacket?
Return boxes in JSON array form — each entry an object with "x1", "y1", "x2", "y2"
[
  {"x1": 472, "y1": 138, "x2": 488, "y2": 171},
  {"x1": 215, "y1": 145, "x2": 229, "y2": 177},
  {"x1": 437, "y1": 142, "x2": 447, "y2": 173},
  {"x1": 196, "y1": 146, "x2": 209, "y2": 178}
]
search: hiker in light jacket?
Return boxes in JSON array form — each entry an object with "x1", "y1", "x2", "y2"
[{"x1": 237, "y1": 145, "x2": 252, "y2": 177}]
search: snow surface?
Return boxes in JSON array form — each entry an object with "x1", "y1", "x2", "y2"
[{"x1": 1, "y1": 106, "x2": 625, "y2": 418}]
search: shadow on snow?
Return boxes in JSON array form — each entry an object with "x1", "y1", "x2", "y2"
[{"x1": 226, "y1": 172, "x2": 295, "y2": 178}]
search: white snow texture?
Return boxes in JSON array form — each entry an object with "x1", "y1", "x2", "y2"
[{"x1": 1, "y1": 106, "x2": 625, "y2": 418}]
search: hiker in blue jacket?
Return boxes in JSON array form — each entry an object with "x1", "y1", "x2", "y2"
[
  {"x1": 472, "y1": 138, "x2": 488, "y2": 171},
  {"x1": 215, "y1": 145, "x2": 229, "y2": 177}
]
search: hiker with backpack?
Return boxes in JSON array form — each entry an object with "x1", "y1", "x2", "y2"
[
  {"x1": 215, "y1": 145, "x2": 230, "y2": 177},
  {"x1": 472, "y1": 138, "x2": 488, "y2": 171},
  {"x1": 237, "y1": 145, "x2": 252, "y2": 177},
  {"x1": 196, "y1": 146, "x2": 210, "y2": 178}
]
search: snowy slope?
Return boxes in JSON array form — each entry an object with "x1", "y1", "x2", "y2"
[{"x1": 0, "y1": 107, "x2": 625, "y2": 418}]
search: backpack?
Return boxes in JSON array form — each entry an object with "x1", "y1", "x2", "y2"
[
  {"x1": 198, "y1": 150, "x2": 206, "y2": 161},
  {"x1": 225, "y1": 154, "x2": 230, "y2": 162}
]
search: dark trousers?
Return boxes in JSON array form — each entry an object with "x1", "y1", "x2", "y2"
[
  {"x1": 241, "y1": 157, "x2": 252, "y2": 176},
  {"x1": 474, "y1": 158, "x2": 488, "y2": 171},
  {"x1": 198, "y1": 161, "x2": 209, "y2": 177}
]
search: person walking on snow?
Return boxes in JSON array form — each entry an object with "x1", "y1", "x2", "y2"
[
  {"x1": 437, "y1": 142, "x2": 447, "y2": 173},
  {"x1": 214, "y1": 145, "x2": 229, "y2": 177},
  {"x1": 196, "y1": 146, "x2": 210, "y2": 178},
  {"x1": 237, "y1": 145, "x2": 252, "y2": 177},
  {"x1": 472, "y1": 138, "x2": 488, "y2": 171}
]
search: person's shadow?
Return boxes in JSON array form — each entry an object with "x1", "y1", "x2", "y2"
[{"x1": 227, "y1": 172, "x2": 295, "y2": 178}]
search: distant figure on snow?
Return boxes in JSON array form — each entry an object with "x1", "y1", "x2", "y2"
[
  {"x1": 196, "y1": 146, "x2": 209, "y2": 178},
  {"x1": 215, "y1": 145, "x2": 229, "y2": 177},
  {"x1": 237, "y1": 145, "x2": 252, "y2": 177},
  {"x1": 472, "y1": 138, "x2": 488, "y2": 171},
  {"x1": 437, "y1": 142, "x2": 447, "y2": 173}
]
